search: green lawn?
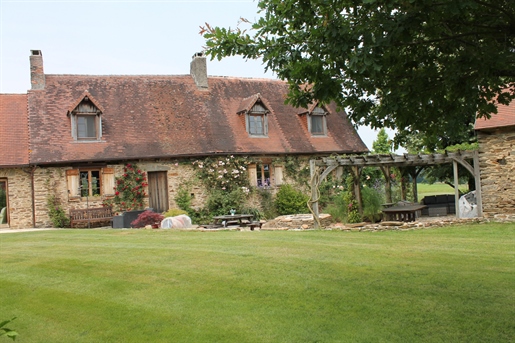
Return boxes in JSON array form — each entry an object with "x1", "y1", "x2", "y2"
[{"x1": 1, "y1": 224, "x2": 513, "y2": 342}]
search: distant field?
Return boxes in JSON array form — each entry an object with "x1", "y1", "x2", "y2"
[{"x1": 417, "y1": 182, "x2": 468, "y2": 198}]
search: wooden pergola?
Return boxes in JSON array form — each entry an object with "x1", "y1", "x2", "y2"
[{"x1": 309, "y1": 150, "x2": 482, "y2": 228}]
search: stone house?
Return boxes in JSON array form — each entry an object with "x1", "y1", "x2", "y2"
[
  {"x1": 0, "y1": 50, "x2": 368, "y2": 229},
  {"x1": 475, "y1": 99, "x2": 515, "y2": 220}
]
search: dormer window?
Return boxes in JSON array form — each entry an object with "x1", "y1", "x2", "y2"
[
  {"x1": 68, "y1": 93, "x2": 104, "y2": 141},
  {"x1": 247, "y1": 103, "x2": 268, "y2": 136},
  {"x1": 238, "y1": 94, "x2": 272, "y2": 138},
  {"x1": 309, "y1": 106, "x2": 327, "y2": 136}
]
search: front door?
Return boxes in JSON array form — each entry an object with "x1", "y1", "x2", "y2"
[{"x1": 147, "y1": 171, "x2": 168, "y2": 213}]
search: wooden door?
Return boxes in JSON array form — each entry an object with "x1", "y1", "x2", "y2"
[{"x1": 147, "y1": 171, "x2": 169, "y2": 213}]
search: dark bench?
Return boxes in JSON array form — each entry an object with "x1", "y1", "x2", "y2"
[
  {"x1": 69, "y1": 207, "x2": 113, "y2": 228},
  {"x1": 248, "y1": 221, "x2": 262, "y2": 230},
  {"x1": 421, "y1": 194, "x2": 456, "y2": 216}
]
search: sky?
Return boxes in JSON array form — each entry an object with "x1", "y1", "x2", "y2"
[{"x1": 0, "y1": 0, "x2": 395, "y2": 151}]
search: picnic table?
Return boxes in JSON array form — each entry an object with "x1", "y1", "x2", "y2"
[
  {"x1": 212, "y1": 214, "x2": 254, "y2": 227},
  {"x1": 381, "y1": 204, "x2": 426, "y2": 222}
]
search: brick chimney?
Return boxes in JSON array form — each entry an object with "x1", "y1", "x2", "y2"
[
  {"x1": 190, "y1": 52, "x2": 208, "y2": 89},
  {"x1": 30, "y1": 50, "x2": 45, "y2": 90}
]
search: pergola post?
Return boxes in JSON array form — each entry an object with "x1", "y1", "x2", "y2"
[
  {"x1": 309, "y1": 160, "x2": 320, "y2": 228},
  {"x1": 350, "y1": 166, "x2": 363, "y2": 215},
  {"x1": 453, "y1": 160, "x2": 461, "y2": 218},
  {"x1": 380, "y1": 166, "x2": 392, "y2": 203}
]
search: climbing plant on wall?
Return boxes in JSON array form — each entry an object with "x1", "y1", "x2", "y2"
[{"x1": 103, "y1": 164, "x2": 147, "y2": 212}]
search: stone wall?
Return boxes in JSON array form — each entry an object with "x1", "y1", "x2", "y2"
[
  {"x1": 477, "y1": 128, "x2": 515, "y2": 218},
  {"x1": 5, "y1": 155, "x2": 314, "y2": 229},
  {"x1": 0, "y1": 168, "x2": 33, "y2": 229},
  {"x1": 31, "y1": 161, "x2": 205, "y2": 228}
]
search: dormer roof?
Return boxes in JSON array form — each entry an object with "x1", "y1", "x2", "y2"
[
  {"x1": 297, "y1": 101, "x2": 327, "y2": 115},
  {"x1": 67, "y1": 91, "x2": 105, "y2": 115},
  {"x1": 237, "y1": 93, "x2": 273, "y2": 115}
]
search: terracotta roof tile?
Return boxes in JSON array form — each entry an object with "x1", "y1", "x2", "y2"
[
  {"x1": 27, "y1": 74, "x2": 368, "y2": 164},
  {"x1": 0, "y1": 94, "x2": 29, "y2": 166},
  {"x1": 475, "y1": 99, "x2": 515, "y2": 130}
]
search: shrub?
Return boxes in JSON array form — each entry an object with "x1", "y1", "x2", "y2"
[
  {"x1": 274, "y1": 184, "x2": 309, "y2": 215},
  {"x1": 175, "y1": 186, "x2": 192, "y2": 213},
  {"x1": 362, "y1": 186, "x2": 384, "y2": 223},
  {"x1": 131, "y1": 210, "x2": 164, "y2": 228},
  {"x1": 47, "y1": 195, "x2": 70, "y2": 228},
  {"x1": 206, "y1": 188, "x2": 245, "y2": 216},
  {"x1": 0, "y1": 186, "x2": 6, "y2": 209},
  {"x1": 324, "y1": 193, "x2": 347, "y2": 223},
  {"x1": 163, "y1": 208, "x2": 188, "y2": 218}
]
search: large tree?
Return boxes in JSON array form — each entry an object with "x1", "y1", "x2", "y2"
[{"x1": 202, "y1": 0, "x2": 515, "y2": 146}]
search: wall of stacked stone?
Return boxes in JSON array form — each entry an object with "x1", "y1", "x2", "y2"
[
  {"x1": 477, "y1": 128, "x2": 515, "y2": 218},
  {"x1": 0, "y1": 168, "x2": 33, "y2": 229},
  {"x1": 262, "y1": 214, "x2": 333, "y2": 230},
  {"x1": 9, "y1": 155, "x2": 313, "y2": 229}
]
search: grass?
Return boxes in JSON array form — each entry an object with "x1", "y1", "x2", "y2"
[
  {"x1": 417, "y1": 182, "x2": 468, "y2": 198},
  {"x1": 0, "y1": 223, "x2": 514, "y2": 342}
]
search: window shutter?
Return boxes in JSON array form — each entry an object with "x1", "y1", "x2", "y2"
[
  {"x1": 71, "y1": 115, "x2": 77, "y2": 140},
  {"x1": 102, "y1": 168, "x2": 115, "y2": 196},
  {"x1": 66, "y1": 169, "x2": 80, "y2": 199},
  {"x1": 248, "y1": 164, "x2": 257, "y2": 187},
  {"x1": 98, "y1": 116, "x2": 103, "y2": 139},
  {"x1": 274, "y1": 166, "x2": 283, "y2": 186}
]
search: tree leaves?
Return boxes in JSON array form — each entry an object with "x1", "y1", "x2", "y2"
[{"x1": 202, "y1": 0, "x2": 515, "y2": 147}]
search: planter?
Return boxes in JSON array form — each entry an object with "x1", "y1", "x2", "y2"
[{"x1": 111, "y1": 209, "x2": 150, "y2": 228}]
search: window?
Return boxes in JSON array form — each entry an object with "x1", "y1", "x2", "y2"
[
  {"x1": 69, "y1": 96, "x2": 102, "y2": 141},
  {"x1": 256, "y1": 163, "x2": 270, "y2": 187},
  {"x1": 67, "y1": 167, "x2": 114, "y2": 199},
  {"x1": 248, "y1": 163, "x2": 282, "y2": 188},
  {"x1": 246, "y1": 103, "x2": 268, "y2": 136},
  {"x1": 309, "y1": 106, "x2": 327, "y2": 136},
  {"x1": 80, "y1": 170, "x2": 101, "y2": 197},
  {"x1": 77, "y1": 115, "x2": 98, "y2": 139}
]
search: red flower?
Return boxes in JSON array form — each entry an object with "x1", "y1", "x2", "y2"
[{"x1": 115, "y1": 191, "x2": 119, "y2": 195}]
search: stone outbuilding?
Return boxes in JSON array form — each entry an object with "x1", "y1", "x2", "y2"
[{"x1": 475, "y1": 99, "x2": 515, "y2": 220}]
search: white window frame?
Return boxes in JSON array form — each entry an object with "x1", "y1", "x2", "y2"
[
  {"x1": 308, "y1": 106, "x2": 327, "y2": 136},
  {"x1": 245, "y1": 103, "x2": 268, "y2": 137}
]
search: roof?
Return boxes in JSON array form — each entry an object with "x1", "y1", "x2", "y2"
[
  {"x1": 475, "y1": 99, "x2": 515, "y2": 131},
  {"x1": 26, "y1": 74, "x2": 368, "y2": 164},
  {"x1": 0, "y1": 94, "x2": 29, "y2": 166}
]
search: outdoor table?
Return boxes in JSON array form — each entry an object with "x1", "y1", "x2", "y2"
[
  {"x1": 382, "y1": 204, "x2": 426, "y2": 222},
  {"x1": 212, "y1": 214, "x2": 254, "y2": 227}
]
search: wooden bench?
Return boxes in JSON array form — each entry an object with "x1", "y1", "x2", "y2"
[{"x1": 69, "y1": 207, "x2": 113, "y2": 228}]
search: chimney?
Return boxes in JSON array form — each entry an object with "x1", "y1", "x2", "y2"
[
  {"x1": 190, "y1": 52, "x2": 208, "y2": 89},
  {"x1": 30, "y1": 50, "x2": 45, "y2": 90}
]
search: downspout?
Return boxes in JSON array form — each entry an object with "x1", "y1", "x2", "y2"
[
  {"x1": 31, "y1": 165, "x2": 37, "y2": 227},
  {"x1": 22, "y1": 165, "x2": 38, "y2": 227}
]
